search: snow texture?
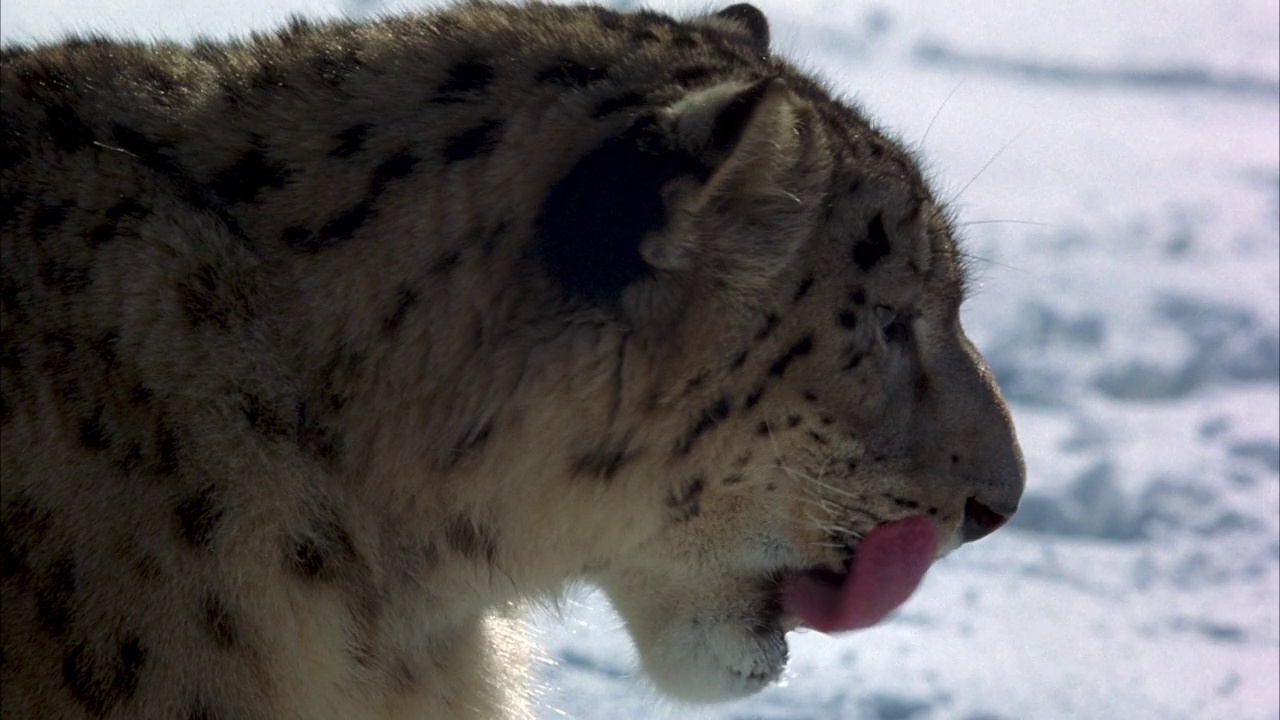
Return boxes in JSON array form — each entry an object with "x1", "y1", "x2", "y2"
[{"x1": 3, "y1": 0, "x2": 1277, "y2": 718}]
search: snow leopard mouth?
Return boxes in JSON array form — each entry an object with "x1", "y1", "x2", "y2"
[{"x1": 780, "y1": 516, "x2": 938, "y2": 634}]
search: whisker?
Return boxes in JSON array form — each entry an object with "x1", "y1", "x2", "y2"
[
  {"x1": 960, "y1": 219, "x2": 1061, "y2": 229},
  {"x1": 919, "y1": 79, "x2": 964, "y2": 150},
  {"x1": 951, "y1": 127, "x2": 1027, "y2": 205}
]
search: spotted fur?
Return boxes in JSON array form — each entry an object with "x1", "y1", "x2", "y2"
[{"x1": 1, "y1": 3, "x2": 1024, "y2": 718}]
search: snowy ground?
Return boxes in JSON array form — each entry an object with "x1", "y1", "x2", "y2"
[{"x1": 4, "y1": 1, "x2": 1277, "y2": 718}]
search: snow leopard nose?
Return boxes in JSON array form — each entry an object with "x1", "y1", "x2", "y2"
[{"x1": 959, "y1": 496, "x2": 1011, "y2": 543}]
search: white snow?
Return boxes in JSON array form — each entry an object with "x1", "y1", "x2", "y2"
[{"x1": 4, "y1": 1, "x2": 1277, "y2": 718}]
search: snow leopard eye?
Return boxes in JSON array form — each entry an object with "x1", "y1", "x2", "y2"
[{"x1": 876, "y1": 306, "x2": 910, "y2": 343}]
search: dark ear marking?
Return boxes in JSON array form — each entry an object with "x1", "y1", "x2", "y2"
[
  {"x1": 715, "y1": 4, "x2": 770, "y2": 55},
  {"x1": 533, "y1": 117, "x2": 705, "y2": 302}
]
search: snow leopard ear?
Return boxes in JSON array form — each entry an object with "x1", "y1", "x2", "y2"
[
  {"x1": 534, "y1": 77, "x2": 802, "y2": 305},
  {"x1": 704, "y1": 4, "x2": 770, "y2": 55},
  {"x1": 639, "y1": 78, "x2": 811, "y2": 301}
]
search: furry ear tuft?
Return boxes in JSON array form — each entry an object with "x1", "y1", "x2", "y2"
[
  {"x1": 639, "y1": 78, "x2": 809, "y2": 297},
  {"x1": 533, "y1": 78, "x2": 812, "y2": 308}
]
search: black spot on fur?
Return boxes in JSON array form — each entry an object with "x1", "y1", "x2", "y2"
[
  {"x1": 0, "y1": 190, "x2": 28, "y2": 230},
  {"x1": 572, "y1": 444, "x2": 632, "y2": 482},
  {"x1": 850, "y1": 289, "x2": 866, "y2": 305},
  {"x1": 370, "y1": 150, "x2": 421, "y2": 193},
  {"x1": 208, "y1": 141, "x2": 289, "y2": 204},
  {"x1": 36, "y1": 556, "x2": 76, "y2": 637},
  {"x1": 175, "y1": 486, "x2": 222, "y2": 550},
  {"x1": 768, "y1": 334, "x2": 814, "y2": 378},
  {"x1": 444, "y1": 516, "x2": 497, "y2": 563},
  {"x1": 743, "y1": 385, "x2": 764, "y2": 410},
  {"x1": 667, "y1": 476, "x2": 705, "y2": 522},
  {"x1": 672, "y1": 65, "x2": 716, "y2": 86},
  {"x1": 296, "y1": 349, "x2": 359, "y2": 462},
  {"x1": 838, "y1": 310, "x2": 857, "y2": 329},
  {"x1": 31, "y1": 202, "x2": 70, "y2": 233},
  {"x1": 87, "y1": 199, "x2": 148, "y2": 246},
  {"x1": 281, "y1": 225, "x2": 321, "y2": 253},
  {"x1": 755, "y1": 313, "x2": 779, "y2": 340},
  {"x1": 155, "y1": 422, "x2": 181, "y2": 476},
  {"x1": 383, "y1": 286, "x2": 419, "y2": 333},
  {"x1": 429, "y1": 249, "x2": 461, "y2": 275},
  {"x1": 62, "y1": 635, "x2": 146, "y2": 716},
  {"x1": 44, "y1": 103, "x2": 95, "y2": 152},
  {"x1": 433, "y1": 59, "x2": 495, "y2": 103},
  {"x1": 38, "y1": 258, "x2": 91, "y2": 294},
  {"x1": 442, "y1": 119, "x2": 503, "y2": 163},
  {"x1": 288, "y1": 511, "x2": 359, "y2": 581},
  {"x1": 77, "y1": 404, "x2": 112, "y2": 451},
  {"x1": 241, "y1": 393, "x2": 293, "y2": 439},
  {"x1": 853, "y1": 213, "x2": 891, "y2": 271},
  {"x1": 318, "y1": 197, "x2": 376, "y2": 242},
  {"x1": 755, "y1": 420, "x2": 771, "y2": 436},
  {"x1": 840, "y1": 349, "x2": 864, "y2": 372},
  {"x1": 785, "y1": 414, "x2": 802, "y2": 428},
  {"x1": 671, "y1": 33, "x2": 699, "y2": 50},
  {"x1": 534, "y1": 116, "x2": 708, "y2": 302},
  {"x1": 296, "y1": 399, "x2": 343, "y2": 463},
  {"x1": 885, "y1": 494, "x2": 921, "y2": 510},
  {"x1": 176, "y1": 264, "x2": 230, "y2": 329},
  {"x1": 444, "y1": 419, "x2": 493, "y2": 468},
  {"x1": 110, "y1": 124, "x2": 180, "y2": 176},
  {"x1": 1, "y1": 493, "x2": 52, "y2": 577},
  {"x1": 674, "y1": 396, "x2": 731, "y2": 456},
  {"x1": 682, "y1": 371, "x2": 709, "y2": 394},
  {"x1": 536, "y1": 59, "x2": 609, "y2": 86},
  {"x1": 298, "y1": 150, "x2": 418, "y2": 247},
  {"x1": 591, "y1": 92, "x2": 647, "y2": 118},
  {"x1": 110, "y1": 124, "x2": 254, "y2": 245},
  {"x1": 729, "y1": 348, "x2": 749, "y2": 370},
  {"x1": 792, "y1": 275, "x2": 814, "y2": 302},
  {"x1": 724, "y1": 473, "x2": 745, "y2": 485},
  {"x1": 202, "y1": 593, "x2": 238, "y2": 649},
  {"x1": 330, "y1": 123, "x2": 372, "y2": 158}
]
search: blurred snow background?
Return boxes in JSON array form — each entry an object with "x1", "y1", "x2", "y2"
[{"x1": 3, "y1": 1, "x2": 1277, "y2": 718}]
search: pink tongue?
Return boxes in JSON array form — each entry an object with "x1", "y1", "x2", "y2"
[{"x1": 782, "y1": 516, "x2": 937, "y2": 633}]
